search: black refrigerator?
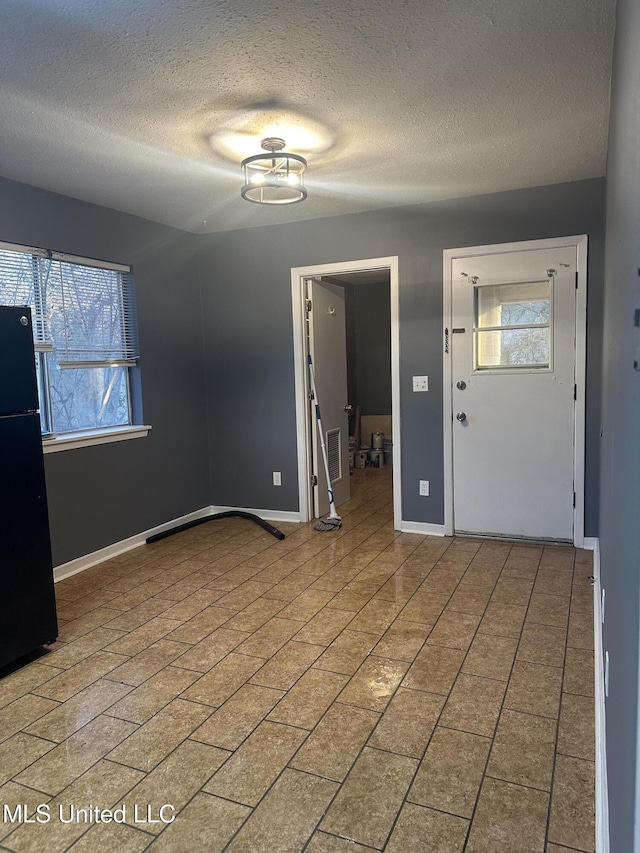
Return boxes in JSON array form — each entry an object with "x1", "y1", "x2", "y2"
[{"x1": 0, "y1": 305, "x2": 58, "y2": 670}]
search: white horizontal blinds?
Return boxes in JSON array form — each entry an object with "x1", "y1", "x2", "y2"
[
  {"x1": 0, "y1": 244, "x2": 52, "y2": 348},
  {"x1": 47, "y1": 257, "x2": 138, "y2": 367},
  {"x1": 0, "y1": 241, "x2": 137, "y2": 367}
]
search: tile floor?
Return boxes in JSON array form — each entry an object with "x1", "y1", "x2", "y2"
[{"x1": 0, "y1": 468, "x2": 595, "y2": 852}]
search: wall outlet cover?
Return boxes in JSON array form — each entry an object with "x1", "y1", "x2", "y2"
[
  {"x1": 419, "y1": 480, "x2": 430, "y2": 496},
  {"x1": 273, "y1": 472, "x2": 282, "y2": 486},
  {"x1": 412, "y1": 375, "x2": 429, "y2": 392}
]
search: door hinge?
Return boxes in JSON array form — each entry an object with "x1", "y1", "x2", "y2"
[
  {"x1": 311, "y1": 474, "x2": 318, "y2": 486},
  {"x1": 308, "y1": 389, "x2": 315, "y2": 400},
  {"x1": 574, "y1": 384, "x2": 577, "y2": 401},
  {"x1": 575, "y1": 271, "x2": 579, "y2": 290},
  {"x1": 573, "y1": 492, "x2": 576, "y2": 508},
  {"x1": 305, "y1": 299, "x2": 312, "y2": 313}
]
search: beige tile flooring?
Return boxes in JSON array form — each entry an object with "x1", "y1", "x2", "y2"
[{"x1": 0, "y1": 468, "x2": 595, "y2": 852}]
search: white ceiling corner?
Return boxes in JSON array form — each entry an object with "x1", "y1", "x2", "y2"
[{"x1": 0, "y1": 0, "x2": 616, "y2": 233}]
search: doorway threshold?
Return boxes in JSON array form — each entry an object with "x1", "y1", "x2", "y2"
[{"x1": 454, "y1": 531, "x2": 574, "y2": 547}]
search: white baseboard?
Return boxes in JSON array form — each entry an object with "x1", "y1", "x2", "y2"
[
  {"x1": 400, "y1": 521, "x2": 447, "y2": 536},
  {"x1": 53, "y1": 505, "x2": 302, "y2": 583},
  {"x1": 590, "y1": 537, "x2": 610, "y2": 853},
  {"x1": 209, "y1": 506, "x2": 302, "y2": 524},
  {"x1": 53, "y1": 506, "x2": 216, "y2": 582}
]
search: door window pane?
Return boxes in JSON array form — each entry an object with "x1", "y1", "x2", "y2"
[
  {"x1": 475, "y1": 327, "x2": 550, "y2": 368},
  {"x1": 477, "y1": 281, "x2": 550, "y2": 328},
  {"x1": 475, "y1": 280, "x2": 551, "y2": 369}
]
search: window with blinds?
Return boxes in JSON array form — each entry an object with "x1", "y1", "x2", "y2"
[{"x1": 0, "y1": 241, "x2": 139, "y2": 436}]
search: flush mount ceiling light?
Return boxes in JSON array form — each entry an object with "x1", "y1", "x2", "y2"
[{"x1": 241, "y1": 137, "x2": 307, "y2": 204}]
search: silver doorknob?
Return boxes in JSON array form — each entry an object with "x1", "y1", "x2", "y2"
[
  {"x1": 344, "y1": 404, "x2": 353, "y2": 414},
  {"x1": 456, "y1": 412, "x2": 467, "y2": 422}
]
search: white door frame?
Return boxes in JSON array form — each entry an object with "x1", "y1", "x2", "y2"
[
  {"x1": 291, "y1": 257, "x2": 401, "y2": 528},
  {"x1": 442, "y1": 235, "x2": 588, "y2": 547}
]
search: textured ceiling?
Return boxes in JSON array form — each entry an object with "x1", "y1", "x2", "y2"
[{"x1": 0, "y1": 0, "x2": 616, "y2": 233}]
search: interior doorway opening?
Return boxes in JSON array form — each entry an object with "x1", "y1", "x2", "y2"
[
  {"x1": 291, "y1": 257, "x2": 401, "y2": 529},
  {"x1": 322, "y1": 270, "x2": 392, "y2": 499}
]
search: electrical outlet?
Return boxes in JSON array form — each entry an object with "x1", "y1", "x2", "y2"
[
  {"x1": 413, "y1": 375, "x2": 429, "y2": 392},
  {"x1": 273, "y1": 472, "x2": 282, "y2": 486},
  {"x1": 419, "y1": 480, "x2": 429, "y2": 496}
]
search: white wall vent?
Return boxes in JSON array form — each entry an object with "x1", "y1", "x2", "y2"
[{"x1": 326, "y1": 428, "x2": 342, "y2": 482}]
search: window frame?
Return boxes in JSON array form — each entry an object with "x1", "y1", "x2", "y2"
[
  {"x1": 0, "y1": 240, "x2": 151, "y2": 452},
  {"x1": 472, "y1": 278, "x2": 555, "y2": 374}
]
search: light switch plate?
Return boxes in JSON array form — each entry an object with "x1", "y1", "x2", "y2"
[{"x1": 413, "y1": 375, "x2": 428, "y2": 392}]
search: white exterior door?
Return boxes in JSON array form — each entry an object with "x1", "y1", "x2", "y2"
[
  {"x1": 450, "y1": 245, "x2": 577, "y2": 541},
  {"x1": 307, "y1": 278, "x2": 350, "y2": 517}
]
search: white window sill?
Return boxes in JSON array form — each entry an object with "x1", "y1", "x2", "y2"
[{"x1": 43, "y1": 425, "x2": 152, "y2": 454}]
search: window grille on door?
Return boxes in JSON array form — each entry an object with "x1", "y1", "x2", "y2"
[{"x1": 326, "y1": 428, "x2": 342, "y2": 482}]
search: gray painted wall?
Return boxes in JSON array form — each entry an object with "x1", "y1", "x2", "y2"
[
  {"x1": 599, "y1": 0, "x2": 640, "y2": 846},
  {"x1": 0, "y1": 174, "x2": 606, "y2": 563},
  {"x1": 200, "y1": 179, "x2": 604, "y2": 532},
  {"x1": 0, "y1": 176, "x2": 210, "y2": 565},
  {"x1": 352, "y1": 281, "x2": 392, "y2": 416}
]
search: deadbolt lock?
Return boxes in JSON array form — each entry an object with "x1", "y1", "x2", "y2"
[{"x1": 456, "y1": 380, "x2": 466, "y2": 390}]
